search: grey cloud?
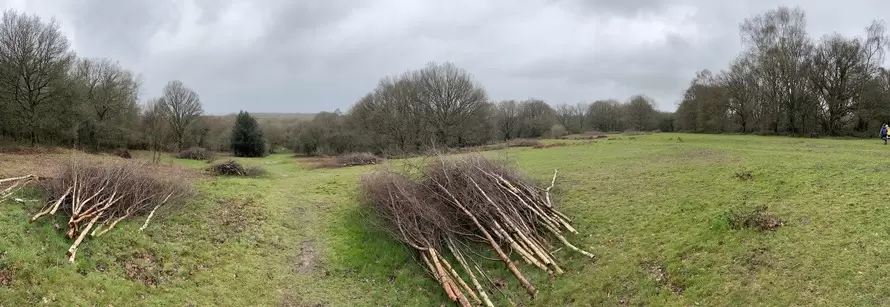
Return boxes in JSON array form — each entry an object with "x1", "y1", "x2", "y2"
[{"x1": 4, "y1": 0, "x2": 890, "y2": 113}]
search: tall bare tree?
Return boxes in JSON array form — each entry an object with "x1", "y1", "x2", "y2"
[
  {"x1": 554, "y1": 103, "x2": 586, "y2": 134},
  {"x1": 493, "y1": 100, "x2": 520, "y2": 141},
  {"x1": 411, "y1": 62, "x2": 488, "y2": 147},
  {"x1": 73, "y1": 57, "x2": 141, "y2": 149},
  {"x1": 624, "y1": 95, "x2": 659, "y2": 131},
  {"x1": 159, "y1": 80, "x2": 203, "y2": 150},
  {"x1": 0, "y1": 9, "x2": 75, "y2": 145},
  {"x1": 719, "y1": 55, "x2": 758, "y2": 133},
  {"x1": 517, "y1": 99, "x2": 555, "y2": 138},
  {"x1": 586, "y1": 100, "x2": 623, "y2": 132},
  {"x1": 142, "y1": 98, "x2": 167, "y2": 163},
  {"x1": 809, "y1": 34, "x2": 870, "y2": 135},
  {"x1": 740, "y1": 6, "x2": 813, "y2": 133}
]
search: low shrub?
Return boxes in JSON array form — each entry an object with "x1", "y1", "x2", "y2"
[
  {"x1": 549, "y1": 124, "x2": 568, "y2": 139},
  {"x1": 207, "y1": 160, "x2": 265, "y2": 177},
  {"x1": 335, "y1": 152, "x2": 383, "y2": 167},
  {"x1": 533, "y1": 143, "x2": 564, "y2": 149},
  {"x1": 176, "y1": 147, "x2": 213, "y2": 161},
  {"x1": 622, "y1": 130, "x2": 650, "y2": 136},
  {"x1": 114, "y1": 148, "x2": 132, "y2": 159},
  {"x1": 563, "y1": 132, "x2": 608, "y2": 140},
  {"x1": 507, "y1": 139, "x2": 543, "y2": 147}
]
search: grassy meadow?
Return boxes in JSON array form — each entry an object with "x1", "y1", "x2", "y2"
[{"x1": 1, "y1": 133, "x2": 890, "y2": 306}]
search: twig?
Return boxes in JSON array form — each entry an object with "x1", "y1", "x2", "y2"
[
  {"x1": 67, "y1": 213, "x2": 103, "y2": 262},
  {"x1": 140, "y1": 192, "x2": 174, "y2": 232}
]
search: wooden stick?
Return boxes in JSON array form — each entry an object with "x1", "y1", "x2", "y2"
[
  {"x1": 470, "y1": 177, "x2": 551, "y2": 273},
  {"x1": 541, "y1": 222, "x2": 594, "y2": 258},
  {"x1": 474, "y1": 263, "x2": 516, "y2": 307},
  {"x1": 140, "y1": 192, "x2": 174, "y2": 232},
  {"x1": 438, "y1": 251, "x2": 481, "y2": 306},
  {"x1": 436, "y1": 182, "x2": 538, "y2": 297},
  {"x1": 544, "y1": 169, "x2": 558, "y2": 208},
  {"x1": 48, "y1": 187, "x2": 72, "y2": 215},
  {"x1": 95, "y1": 208, "x2": 137, "y2": 237},
  {"x1": 0, "y1": 175, "x2": 34, "y2": 184},
  {"x1": 429, "y1": 249, "x2": 459, "y2": 303},
  {"x1": 67, "y1": 213, "x2": 103, "y2": 262},
  {"x1": 30, "y1": 187, "x2": 71, "y2": 222},
  {"x1": 449, "y1": 240, "x2": 495, "y2": 307}
]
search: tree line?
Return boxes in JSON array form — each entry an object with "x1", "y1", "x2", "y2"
[
  {"x1": 289, "y1": 62, "x2": 667, "y2": 156},
  {"x1": 0, "y1": 9, "x2": 282, "y2": 156},
  {"x1": 11, "y1": 6, "x2": 876, "y2": 158},
  {"x1": 675, "y1": 6, "x2": 890, "y2": 137}
]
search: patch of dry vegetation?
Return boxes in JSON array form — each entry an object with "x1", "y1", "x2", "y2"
[
  {"x1": 533, "y1": 143, "x2": 564, "y2": 149},
  {"x1": 113, "y1": 148, "x2": 132, "y2": 159},
  {"x1": 335, "y1": 152, "x2": 383, "y2": 166},
  {"x1": 307, "y1": 152, "x2": 385, "y2": 169},
  {"x1": 726, "y1": 205, "x2": 784, "y2": 232},
  {"x1": 176, "y1": 147, "x2": 214, "y2": 161},
  {"x1": 507, "y1": 139, "x2": 543, "y2": 147},
  {"x1": 561, "y1": 131, "x2": 609, "y2": 140}
]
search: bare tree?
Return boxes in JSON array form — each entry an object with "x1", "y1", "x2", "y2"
[
  {"x1": 719, "y1": 55, "x2": 757, "y2": 133},
  {"x1": 572, "y1": 102, "x2": 588, "y2": 133},
  {"x1": 550, "y1": 103, "x2": 588, "y2": 134},
  {"x1": 411, "y1": 62, "x2": 488, "y2": 147},
  {"x1": 0, "y1": 9, "x2": 75, "y2": 145},
  {"x1": 586, "y1": 100, "x2": 623, "y2": 132},
  {"x1": 740, "y1": 6, "x2": 814, "y2": 133},
  {"x1": 517, "y1": 99, "x2": 555, "y2": 138},
  {"x1": 493, "y1": 100, "x2": 520, "y2": 141},
  {"x1": 624, "y1": 95, "x2": 659, "y2": 131},
  {"x1": 142, "y1": 98, "x2": 167, "y2": 163},
  {"x1": 809, "y1": 34, "x2": 870, "y2": 135},
  {"x1": 159, "y1": 80, "x2": 203, "y2": 150},
  {"x1": 73, "y1": 57, "x2": 141, "y2": 149}
]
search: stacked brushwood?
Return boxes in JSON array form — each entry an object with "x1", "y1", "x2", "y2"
[
  {"x1": 207, "y1": 160, "x2": 264, "y2": 176},
  {"x1": 361, "y1": 155, "x2": 592, "y2": 306},
  {"x1": 0, "y1": 160, "x2": 192, "y2": 262}
]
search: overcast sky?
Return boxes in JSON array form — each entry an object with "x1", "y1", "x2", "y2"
[{"x1": 2, "y1": 0, "x2": 888, "y2": 114}]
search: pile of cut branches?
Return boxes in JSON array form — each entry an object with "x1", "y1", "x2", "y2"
[
  {"x1": 207, "y1": 160, "x2": 264, "y2": 176},
  {"x1": 0, "y1": 174, "x2": 37, "y2": 202},
  {"x1": 0, "y1": 160, "x2": 192, "y2": 262},
  {"x1": 361, "y1": 155, "x2": 592, "y2": 306}
]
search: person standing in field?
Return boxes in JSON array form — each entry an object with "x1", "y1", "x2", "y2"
[{"x1": 881, "y1": 124, "x2": 889, "y2": 145}]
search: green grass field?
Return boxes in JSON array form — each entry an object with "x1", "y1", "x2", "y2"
[{"x1": 2, "y1": 133, "x2": 890, "y2": 306}]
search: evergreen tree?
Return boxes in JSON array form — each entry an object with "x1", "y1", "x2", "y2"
[{"x1": 230, "y1": 110, "x2": 266, "y2": 157}]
